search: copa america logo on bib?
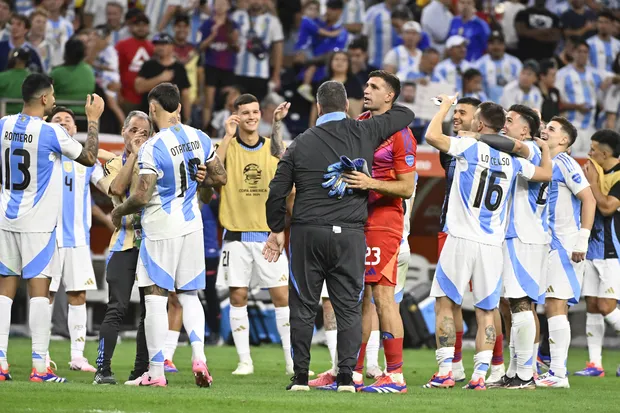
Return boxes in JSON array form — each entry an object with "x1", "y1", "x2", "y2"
[{"x1": 405, "y1": 155, "x2": 415, "y2": 167}]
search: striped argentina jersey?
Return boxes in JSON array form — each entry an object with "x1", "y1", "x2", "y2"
[
  {"x1": 548, "y1": 152, "x2": 589, "y2": 248},
  {"x1": 138, "y1": 124, "x2": 216, "y2": 241},
  {"x1": 586, "y1": 210, "x2": 605, "y2": 260},
  {"x1": 505, "y1": 141, "x2": 550, "y2": 244},
  {"x1": 434, "y1": 58, "x2": 473, "y2": 94},
  {"x1": 587, "y1": 35, "x2": 620, "y2": 72},
  {"x1": 475, "y1": 53, "x2": 522, "y2": 103},
  {"x1": 500, "y1": 80, "x2": 543, "y2": 112},
  {"x1": 363, "y1": 2, "x2": 395, "y2": 69},
  {"x1": 56, "y1": 158, "x2": 104, "y2": 248},
  {"x1": 445, "y1": 137, "x2": 536, "y2": 246},
  {"x1": 0, "y1": 114, "x2": 83, "y2": 232}
]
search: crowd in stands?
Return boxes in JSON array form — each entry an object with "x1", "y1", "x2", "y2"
[{"x1": 0, "y1": 0, "x2": 618, "y2": 154}]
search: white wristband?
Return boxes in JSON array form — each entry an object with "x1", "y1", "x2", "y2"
[{"x1": 574, "y1": 228, "x2": 591, "y2": 253}]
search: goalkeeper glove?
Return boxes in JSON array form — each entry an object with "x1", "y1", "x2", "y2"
[{"x1": 322, "y1": 156, "x2": 371, "y2": 199}]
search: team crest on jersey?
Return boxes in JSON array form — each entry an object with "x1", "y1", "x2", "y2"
[
  {"x1": 572, "y1": 173, "x2": 582, "y2": 184},
  {"x1": 405, "y1": 155, "x2": 415, "y2": 167},
  {"x1": 76, "y1": 164, "x2": 86, "y2": 176},
  {"x1": 20, "y1": 115, "x2": 26, "y2": 122},
  {"x1": 63, "y1": 161, "x2": 73, "y2": 173},
  {"x1": 243, "y1": 163, "x2": 262, "y2": 186}
]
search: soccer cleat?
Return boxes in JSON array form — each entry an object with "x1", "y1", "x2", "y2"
[
  {"x1": 93, "y1": 369, "x2": 117, "y2": 385},
  {"x1": 573, "y1": 363, "x2": 605, "y2": 377},
  {"x1": 504, "y1": 375, "x2": 535, "y2": 390},
  {"x1": 487, "y1": 374, "x2": 512, "y2": 389},
  {"x1": 309, "y1": 370, "x2": 336, "y2": 387},
  {"x1": 46, "y1": 354, "x2": 57, "y2": 371},
  {"x1": 423, "y1": 372, "x2": 455, "y2": 388},
  {"x1": 336, "y1": 372, "x2": 359, "y2": 393},
  {"x1": 30, "y1": 368, "x2": 67, "y2": 383},
  {"x1": 537, "y1": 352, "x2": 551, "y2": 374},
  {"x1": 286, "y1": 373, "x2": 310, "y2": 391},
  {"x1": 361, "y1": 373, "x2": 407, "y2": 393},
  {"x1": 486, "y1": 364, "x2": 505, "y2": 384},
  {"x1": 0, "y1": 366, "x2": 12, "y2": 381},
  {"x1": 137, "y1": 372, "x2": 167, "y2": 387},
  {"x1": 69, "y1": 357, "x2": 97, "y2": 372},
  {"x1": 463, "y1": 377, "x2": 486, "y2": 390},
  {"x1": 164, "y1": 359, "x2": 179, "y2": 373},
  {"x1": 366, "y1": 365, "x2": 383, "y2": 379},
  {"x1": 535, "y1": 371, "x2": 570, "y2": 388},
  {"x1": 192, "y1": 360, "x2": 213, "y2": 388},
  {"x1": 232, "y1": 362, "x2": 254, "y2": 375},
  {"x1": 452, "y1": 361, "x2": 466, "y2": 382}
]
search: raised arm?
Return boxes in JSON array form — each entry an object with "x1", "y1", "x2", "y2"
[
  {"x1": 74, "y1": 94, "x2": 104, "y2": 167},
  {"x1": 425, "y1": 94, "x2": 458, "y2": 153},
  {"x1": 361, "y1": 104, "x2": 416, "y2": 148},
  {"x1": 478, "y1": 134, "x2": 532, "y2": 159},
  {"x1": 271, "y1": 101, "x2": 290, "y2": 159},
  {"x1": 108, "y1": 138, "x2": 143, "y2": 197},
  {"x1": 215, "y1": 115, "x2": 239, "y2": 164},
  {"x1": 583, "y1": 162, "x2": 620, "y2": 217}
]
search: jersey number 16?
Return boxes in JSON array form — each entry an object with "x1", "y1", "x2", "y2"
[{"x1": 473, "y1": 170, "x2": 506, "y2": 212}]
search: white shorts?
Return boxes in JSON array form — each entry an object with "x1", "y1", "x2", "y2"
[
  {"x1": 582, "y1": 259, "x2": 620, "y2": 300},
  {"x1": 545, "y1": 243, "x2": 585, "y2": 305},
  {"x1": 216, "y1": 240, "x2": 289, "y2": 289},
  {"x1": 430, "y1": 235, "x2": 502, "y2": 310},
  {"x1": 50, "y1": 246, "x2": 97, "y2": 293},
  {"x1": 502, "y1": 239, "x2": 549, "y2": 302},
  {"x1": 0, "y1": 229, "x2": 59, "y2": 279},
  {"x1": 137, "y1": 230, "x2": 206, "y2": 291}
]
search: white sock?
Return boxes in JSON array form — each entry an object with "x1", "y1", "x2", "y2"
[
  {"x1": 436, "y1": 346, "x2": 454, "y2": 376},
  {"x1": 230, "y1": 305, "x2": 252, "y2": 364},
  {"x1": 366, "y1": 330, "x2": 380, "y2": 367},
  {"x1": 532, "y1": 341, "x2": 539, "y2": 374},
  {"x1": 145, "y1": 295, "x2": 168, "y2": 378},
  {"x1": 275, "y1": 306, "x2": 293, "y2": 368},
  {"x1": 506, "y1": 325, "x2": 516, "y2": 378},
  {"x1": 604, "y1": 308, "x2": 620, "y2": 334},
  {"x1": 548, "y1": 315, "x2": 570, "y2": 378},
  {"x1": 30, "y1": 297, "x2": 51, "y2": 373},
  {"x1": 472, "y1": 350, "x2": 493, "y2": 381},
  {"x1": 325, "y1": 330, "x2": 338, "y2": 375},
  {"x1": 47, "y1": 303, "x2": 53, "y2": 363},
  {"x1": 177, "y1": 292, "x2": 206, "y2": 363},
  {"x1": 163, "y1": 330, "x2": 180, "y2": 361},
  {"x1": 0, "y1": 296, "x2": 12, "y2": 370},
  {"x1": 586, "y1": 312, "x2": 605, "y2": 367},
  {"x1": 68, "y1": 304, "x2": 87, "y2": 360},
  {"x1": 513, "y1": 311, "x2": 535, "y2": 380}
]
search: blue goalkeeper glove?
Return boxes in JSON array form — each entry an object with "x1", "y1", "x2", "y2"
[{"x1": 322, "y1": 156, "x2": 371, "y2": 199}]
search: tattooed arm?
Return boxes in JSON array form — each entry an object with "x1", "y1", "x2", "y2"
[
  {"x1": 75, "y1": 94, "x2": 105, "y2": 166},
  {"x1": 202, "y1": 154, "x2": 227, "y2": 187},
  {"x1": 271, "y1": 102, "x2": 290, "y2": 159},
  {"x1": 111, "y1": 174, "x2": 157, "y2": 227}
]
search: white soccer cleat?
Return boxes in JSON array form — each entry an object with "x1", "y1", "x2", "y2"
[
  {"x1": 486, "y1": 364, "x2": 505, "y2": 386},
  {"x1": 365, "y1": 365, "x2": 383, "y2": 379},
  {"x1": 535, "y1": 371, "x2": 570, "y2": 388},
  {"x1": 68, "y1": 357, "x2": 97, "y2": 373},
  {"x1": 232, "y1": 362, "x2": 254, "y2": 375},
  {"x1": 452, "y1": 361, "x2": 466, "y2": 382},
  {"x1": 124, "y1": 375, "x2": 143, "y2": 386}
]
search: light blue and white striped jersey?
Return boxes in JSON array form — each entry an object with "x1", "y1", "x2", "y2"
[
  {"x1": 544, "y1": 0, "x2": 570, "y2": 15},
  {"x1": 144, "y1": 0, "x2": 182, "y2": 36},
  {"x1": 587, "y1": 35, "x2": 620, "y2": 72},
  {"x1": 475, "y1": 53, "x2": 522, "y2": 103},
  {"x1": 14, "y1": 0, "x2": 34, "y2": 16},
  {"x1": 363, "y1": 2, "x2": 395, "y2": 69},
  {"x1": 555, "y1": 64, "x2": 612, "y2": 131},
  {"x1": 57, "y1": 158, "x2": 104, "y2": 248},
  {"x1": 505, "y1": 141, "x2": 550, "y2": 244},
  {"x1": 232, "y1": 10, "x2": 284, "y2": 80},
  {"x1": 463, "y1": 90, "x2": 489, "y2": 101},
  {"x1": 340, "y1": 0, "x2": 365, "y2": 26},
  {"x1": 500, "y1": 80, "x2": 543, "y2": 112},
  {"x1": 445, "y1": 137, "x2": 536, "y2": 246},
  {"x1": 384, "y1": 45, "x2": 422, "y2": 81},
  {"x1": 0, "y1": 114, "x2": 83, "y2": 232},
  {"x1": 46, "y1": 16, "x2": 74, "y2": 69},
  {"x1": 434, "y1": 58, "x2": 473, "y2": 94},
  {"x1": 138, "y1": 124, "x2": 216, "y2": 241},
  {"x1": 548, "y1": 152, "x2": 589, "y2": 247}
]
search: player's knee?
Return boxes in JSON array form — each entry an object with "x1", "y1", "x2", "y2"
[
  {"x1": 269, "y1": 286, "x2": 288, "y2": 307},
  {"x1": 67, "y1": 291, "x2": 86, "y2": 305},
  {"x1": 596, "y1": 298, "x2": 615, "y2": 316},
  {"x1": 585, "y1": 297, "x2": 600, "y2": 313},
  {"x1": 168, "y1": 292, "x2": 182, "y2": 309},
  {"x1": 144, "y1": 285, "x2": 168, "y2": 297},
  {"x1": 509, "y1": 297, "x2": 531, "y2": 313},
  {"x1": 230, "y1": 288, "x2": 248, "y2": 307}
]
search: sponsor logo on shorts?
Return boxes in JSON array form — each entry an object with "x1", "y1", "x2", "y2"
[
  {"x1": 85, "y1": 278, "x2": 95, "y2": 286},
  {"x1": 279, "y1": 274, "x2": 287, "y2": 282},
  {"x1": 546, "y1": 285, "x2": 555, "y2": 293},
  {"x1": 605, "y1": 287, "x2": 615, "y2": 295},
  {"x1": 365, "y1": 268, "x2": 376, "y2": 277}
]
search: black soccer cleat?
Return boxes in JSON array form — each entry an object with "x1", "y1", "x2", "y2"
[
  {"x1": 286, "y1": 372, "x2": 310, "y2": 391},
  {"x1": 93, "y1": 369, "x2": 117, "y2": 385},
  {"x1": 336, "y1": 372, "x2": 356, "y2": 393},
  {"x1": 487, "y1": 374, "x2": 513, "y2": 388},
  {"x1": 504, "y1": 375, "x2": 535, "y2": 390}
]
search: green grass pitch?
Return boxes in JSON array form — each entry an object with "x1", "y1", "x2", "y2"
[{"x1": 2, "y1": 338, "x2": 620, "y2": 412}]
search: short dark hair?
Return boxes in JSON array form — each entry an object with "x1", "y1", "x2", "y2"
[
  {"x1": 11, "y1": 14, "x2": 31, "y2": 30},
  {"x1": 539, "y1": 58, "x2": 557, "y2": 76},
  {"x1": 368, "y1": 70, "x2": 401, "y2": 102},
  {"x1": 478, "y1": 102, "x2": 506, "y2": 132},
  {"x1": 508, "y1": 104, "x2": 541, "y2": 138},
  {"x1": 348, "y1": 36, "x2": 368, "y2": 52},
  {"x1": 457, "y1": 97, "x2": 481, "y2": 108},
  {"x1": 233, "y1": 94, "x2": 259, "y2": 111},
  {"x1": 422, "y1": 47, "x2": 440, "y2": 56},
  {"x1": 147, "y1": 82, "x2": 181, "y2": 112},
  {"x1": 49, "y1": 106, "x2": 75, "y2": 121},
  {"x1": 550, "y1": 116, "x2": 578, "y2": 148},
  {"x1": 316, "y1": 80, "x2": 348, "y2": 114},
  {"x1": 598, "y1": 9, "x2": 616, "y2": 22},
  {"x1": 21, "y1": 73, "x2": 53, "y2": 103},
  {"x1": 574, "y1": 39, "x2": 590, "y2": 50},
  {"x1": 463, "y1": 68, "x2": 482, "y2": 83},
  {"x1": 591, "y1": 129, "x2": 620, "y2": 157},
  {"x1": 63, "y1": 37, "x2": 85, "y2": 66},
  {"x1": 173, "y1": 13, "x2": 190, "y2": 25},
  {"x1": 391, "y1": 4, "x2": 412, "y2": 20}
]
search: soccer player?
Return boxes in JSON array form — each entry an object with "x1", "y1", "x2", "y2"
[
  {"x1": 0, "y1": 74, "x2": 103, "y2": 383},
  {"x1": 47, "y1": 106, "x2": 109, "y2": 373},
  {"x1": 215, "y1": 94, "x2": 293, "y2": 375},
  {"x1": 424, "y1": 96, "x2": 552, "y2": 390},
  {"x1": 535, "y1": 117, "x2": 596, "y2": 388},
  {"x1": 111, "y1": 82, "x2": 226, "y2": 387},
  {"x1": 575, "y1": 129, "x2": 620, "y2": 377},
  {"x1": 342, "y1": 70, "x2": 416, "y2": 393}
]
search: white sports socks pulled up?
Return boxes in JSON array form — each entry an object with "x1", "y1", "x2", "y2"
[
  {"x1": 164, "y1": 330, "x2": 180, "y2": 362},
  {"x1": 436, "y1": 346, "x2": 455, "y2": 376},
  {"x1": 586, "y1": 312, "x2": 605, "y2": 367},
  {"x1": 275, "y1": 306, "x2": 293, "y2": 369},
  {"x1": 177, "y1": 292, "x2": 206, "y2": 363},
  {"x1": 145, "y1": 295, "x2": 168, "y2": 378},
  {"x1": 604, "y1": 308, "x2": 620, "y2": 334},
  {"x1": 68, "y1": 304, "x2": 87, "y2": 360},
  {"x1": 366, "y1": 330, "x2": 380, "y2": 368},
  {"x1": 30, "y1": 297, "x2": 51, "y2": 373},
  {"x1": 472, "y1": 350, "x2": 492, "y2": 381},
  {"x1": 506, "y1": 326, "x2": 516, "y2": 378},
  {"x1": 230, "y1": 305, "x2": 252, "y2": 364},
  {"x1": 512, "y1": 311, "x2": 535, "y2": 380},
  {"x1": 325, "y1": 329, "x2": 338, "y2": 375},
  {"x1": 0, "y1": 296, "x2": 12, "y2": 370},
  {"x1": 532, "y1": 341, "x2": 540, "y2": 374},
  {"x1": 548, "y1": 315, "x2": 570, "y2": 378}
]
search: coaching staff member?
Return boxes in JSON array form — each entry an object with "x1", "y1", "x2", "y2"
[{"x1": 263, "y1": 80, "x2": 415, "y2": 392}]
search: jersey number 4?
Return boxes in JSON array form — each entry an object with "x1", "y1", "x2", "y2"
[
  {"x1": 473, "y1": 170, "x2": 506, "y2": 212},
  {"x1": 178, "y1": 158, "x2": 202, "y2": 198},
  {"x1": 3, "y1": 148, "x2": 31, "y2": 190}
]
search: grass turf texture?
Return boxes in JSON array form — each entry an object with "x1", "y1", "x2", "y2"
[{"x1": 2, "y1": 338, "x2": 620, "y2": 412}]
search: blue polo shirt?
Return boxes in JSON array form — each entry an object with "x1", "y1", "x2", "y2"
[{"x1": 448, "y1": 16, "x2": 491, "y2": 61}]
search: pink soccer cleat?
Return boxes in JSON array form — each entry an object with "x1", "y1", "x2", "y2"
[
  {"x1": 69, "y1": 357, "x2": 97, "y2": 372},
  {"x1": 309, "y1": 370, "x2": 336, "y2": 387},
  {"x1": 137, "y1": 372, "x2": 167, "y2": 387},
  {"x1": 0, "y1": 366, "x2": 12, "y2": 381},
  {"x1": 192, "y1": 360, "x2": 213, "y2": 388},
  {"x1": 423, "y1": 372, "x2": 455, "y2": 388}
]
